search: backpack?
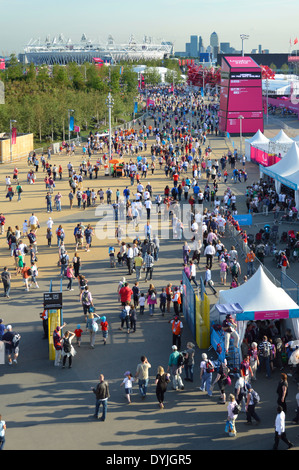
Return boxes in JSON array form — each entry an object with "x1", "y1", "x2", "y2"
[
  {"x1": 57, "y1": 229, "x2": 62, "y2": 237},
  {"x1": 119, "y1": 308, "x2": 127, "y2": 320},
  {"x1": 82, "y1": 291, "x2": 89, "y2": 304},
  {"x1": 206, "y1": 360, "x2": 214, "y2": 373},
  {"x1": 251, "y1": 390, "x2": 260, "y2": 404},
  {"x1": 262, "y1": 341, "x2": 271, "y2": 357},
  {"x1": 12, "y1": 333, "x2": 21, "y2": 345},
  {"x1": 63, "y1": 337, "x2": 71, "y2": 353},
  {"x1": 60, "y1": 255, "x2": 66, "y2": 265},
  {"x1": 233, "y1": 403, "x2": 241, "y2": 415},
  {"x1": 231, "y1": 263, "x2": 239, "y2": 276},
  {"x1": 177, "y1": 353, "x2": 185, "y2": 368}
]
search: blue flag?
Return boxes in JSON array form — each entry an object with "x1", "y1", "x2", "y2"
[
  {"x1": 69, "y1": 116, "x2": 74, "y2": 132},
  {"x1": 134, "y1": 102, "x2": 138, "y2": 114}
]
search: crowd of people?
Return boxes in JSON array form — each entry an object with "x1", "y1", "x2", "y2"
[{"x1": 1, "y1": 84, "x2": 299, "y2": 450}]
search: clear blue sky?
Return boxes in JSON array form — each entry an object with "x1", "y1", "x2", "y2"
[{"x1": 0, "y1": 0, "x2": 298, "y2": 55}]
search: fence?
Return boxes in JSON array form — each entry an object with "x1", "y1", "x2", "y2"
[
  {"x1": 281, "y1": 272, "x2": 299, "y2": 305},
  {"x1": 226, "y1": 219, "x2": 281, "y2": 287}
]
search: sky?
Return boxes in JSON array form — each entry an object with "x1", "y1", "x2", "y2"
[{"x1": 0, "y1": 0, "x2": 298, "y2": 56}]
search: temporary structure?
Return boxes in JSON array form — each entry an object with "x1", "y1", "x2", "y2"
[
  {"x1": 245, "y1": 130, "x2": 269, "y2": 160},
  {"x1": 268, "y1": 129, "x2": 294, "y2": 157},
  {"x1": 216, "y1": 266, "x2": 299, "y2": 346},
  {"x1": 260, "y1": 142, "x2": 299, "y2": 201}
]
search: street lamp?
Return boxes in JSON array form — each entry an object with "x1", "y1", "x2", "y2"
[
  {"x1": 10, "y1": 119, "x2": 17, "y2": 163},
  {"x1": 238, "y1": 115, "x2": 244, "y2": 159},
  {"x1": 68, "y1": 109, "x2": 74, "y2": 145},
  {"x1": 240, "y1": 34, "x2": 249, "y2": 56},
  {"x1": 105, "y1": 92, "x2": 114, "y2": 161}
]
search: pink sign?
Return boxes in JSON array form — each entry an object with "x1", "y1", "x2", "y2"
[
  {"x1": 254, "y1": 309, "x2": 289, "y2": 321},
  {"x1": 74, "y1": 125, "x2": 80, "y2": 133}
]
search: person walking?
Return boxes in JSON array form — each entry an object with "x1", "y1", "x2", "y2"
[
  {"x1": 147, "y1": 284, "x2": 157, "y2": 316},
  {"x1": 100, "y1": 316, "x2": 109, "y2": 345},
  {"x1": 1, "y1": 266, "x2": 11, "y2": 298},
  {"x1": 189, "y1": 260, "x2": 199, "y2": 287},
  {"x1": 135, "y1": 355, "x2": 151, "y2": 400},
  {"x1": 245, "y1": 383, "x2": 261, "y2": 425},
  {"x1": 170, "y1": 316, "x2": 183, "y2": 351},
  {"x1": 273, "y1": 406, "x2": 294, "y2": 450},
  {"x1": 61, "y1": 330, "x2": 76, "y2": 368},
  {"x1": 2, "y1": 324, "x2": 21, "y2": 365},
  {"x1": 66, "y1": 263, "x2": 75, "y2": 291},
  {"x1": 226, "y1": 394, "x2": 238, "y2": 437},
  {"x1": 211, "y1": 359, "x2": 231, "y2": 404},
  {"x1": 120, "y1": 371, "x2": 135, "y2": 404},
  {"x1": 199, "y1": 353, "x2": 214, "y2": 396},
  {"x1": 144, "y1": 250, "x2": 154, "y2": 282},
  {"x1": 86, "y1": 312, "x2": 100, "y2": 349},
  {"x1": 184, "y1": 342, "x2": 195, "y2": 382},
  {"x1": 53, "y1": 323, "x2": 66, "y2": 366},
  {"x1": 277, "y1": 373, "x2": 288, "y2": 413},
  {"x1": 91, "y1": 374, "x2": 110, "y2": 421},
  {"x1": 81, "y1": 286, "x2": 94, "y2": 321},
  {"x1": 204, "y1": 242, "x2": 215, "y2": 269},
  {"x1": 155, "y1": 366, "x2": 170, "y2": 409},
  {"x1": 167, "y1": 345, "x2": 184, "y2": 391}
]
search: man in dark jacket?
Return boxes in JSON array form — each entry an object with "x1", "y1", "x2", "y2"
[{"x1": 91, "y1": 374, "x2": 110, "y2": 421}]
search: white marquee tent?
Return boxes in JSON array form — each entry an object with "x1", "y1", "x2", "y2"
[
  {"x1": 245, "y1": 130, "x2": 269, "y2": 160},
  {"x1": 268, "y1": 129, "x2": 295, "y2": 157},
  {"x1": 260, "y1": 142, "x2": 299, "y2": 206},
  {"x1": 211, "y1": 266, "x2": 299, "y2": 348}
]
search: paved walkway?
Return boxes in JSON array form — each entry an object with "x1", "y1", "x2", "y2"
[{"x1": 1, "y1": 105, "x2": 299, "y2": 451}]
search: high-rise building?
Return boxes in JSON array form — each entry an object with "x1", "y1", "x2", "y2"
[
  {"x1": 190, "y1": 35, "x2": 198, "y2": 57},
  {"x1": 198, "y1": 36, "x2": 204, "y2": 53},
  {"x1": 210, "y1": 32, "x2": 219, "y2": 59},
  {"x1": 220, "y1": 42, "x2": 230, "y2": 54},
  {"x1": 258, "y1": 44, "x2": 262, "y2": 54},
  {"x1": 210, "y1": 32, "x2": 219, "y2": 48},
  {"x1": 185, "y1": 43, "x2": 191, "y2": 56}
]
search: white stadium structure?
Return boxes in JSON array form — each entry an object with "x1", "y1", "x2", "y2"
[{"x1": 18, "y1": 34, "x2": 174, "y2": 65}]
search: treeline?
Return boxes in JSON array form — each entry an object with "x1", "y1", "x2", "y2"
[
  {"x1": 0, "y1": 55, "x2": 183, "y2": 145},
  {"x1": 0, "y1": 56, "x2": 139, "y2": 144}
]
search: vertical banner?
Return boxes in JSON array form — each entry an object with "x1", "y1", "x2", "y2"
[
  {"x1": 0, "y1": 58, "x2": 5, "y2": 70},
  {"x1": 134, "y1": 102, "x2": 138, "y2": 114},
  {"x1": 11, "y1": 127, "x2": 17, "y2": 144},
  {"x1": 69, "y1": 116, "x2": 74, "y2": 132},
  {"x1": 74, "y1": 125, "x2": 80, "y2": 133}
]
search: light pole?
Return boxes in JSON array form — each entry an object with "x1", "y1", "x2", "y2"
[
  {"x1": 10, "y1": 119, "x2": 17, "y2": 163},
  {"x1": 68, "y1": 109, "x2": 74, "y2": 145},
  {"x1": 238, "y1": 115, "x2": 244, "y2": 159},
  {"x1": 106, "y1": 92, "x2": 114, "y2": 161},
  {"x1": 240, "y1": 34, "x2": 249, "y2": 56}
]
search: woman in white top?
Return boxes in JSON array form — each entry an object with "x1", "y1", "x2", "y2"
[{"x1": 227, "y1": 394, "x2": 238, "y2": 437}]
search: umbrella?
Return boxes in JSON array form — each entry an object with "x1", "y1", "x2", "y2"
[{"x1": 109, "y1": 159, "x2": 122, "y2": 164}]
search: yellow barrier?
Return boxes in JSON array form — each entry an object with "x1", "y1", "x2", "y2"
[
  {"x1": 48, "y1": 309, "x2": 61, "y2": 360},
  {"x1": 195, "y1": 294, "x2": 210, "y2": 349}
]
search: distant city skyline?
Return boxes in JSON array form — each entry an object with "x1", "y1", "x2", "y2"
[{"x1": 0, "y1": 0, "x2": 298, "y2": 56}]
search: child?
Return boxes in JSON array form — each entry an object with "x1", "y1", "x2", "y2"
[
  {"x1": 138, "y1": 293, "x2": 145, "y2": 315},
  {"x1": 74, "y1": 324, "x2": 83, "y2": 347},
  {"x1": 100, "y1": 316, "x2": 109, "y2": 345},
  {"x1": 159, "y1": 288, "x2": 167, "y2": 316},
  {"x1": 120, "y1": 371, "x2": 135, "y2": 404}
]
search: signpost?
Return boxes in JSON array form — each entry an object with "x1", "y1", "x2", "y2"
[{"x1": 44, "y1": 292, "x2": 63, "y2": 360}]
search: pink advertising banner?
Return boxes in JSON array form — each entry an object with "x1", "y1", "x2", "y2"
[{"x1": 254, "y1": 309, "x2": 290, "y2": 321}]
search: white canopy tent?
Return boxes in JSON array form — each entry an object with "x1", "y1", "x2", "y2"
[
  {"x1": 245, "y1": 130, "x2": 269, "y2": 161},
  {"x1": 260, "y1": 142, "x2": 299, "y2": 204},
  {"x1": 210, "y1": 266, "x2": 299, "y2": 348},
  {"x1": 268, "y1": 129, "x2": 294, "y2": 157}
]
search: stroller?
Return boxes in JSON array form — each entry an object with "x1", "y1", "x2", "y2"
[
  {"x1": 270, "y1": 224, "x2": 279, "y2": 242},
  {"x1": 288, "y1": 230, "x2": 296, "y2": 247},
  {"x1": 280, "y1": 231, "x2": 288, "y2": 243},
  {"x1": 262, "y1": 224, "x2": 271, "y2": 242}
]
